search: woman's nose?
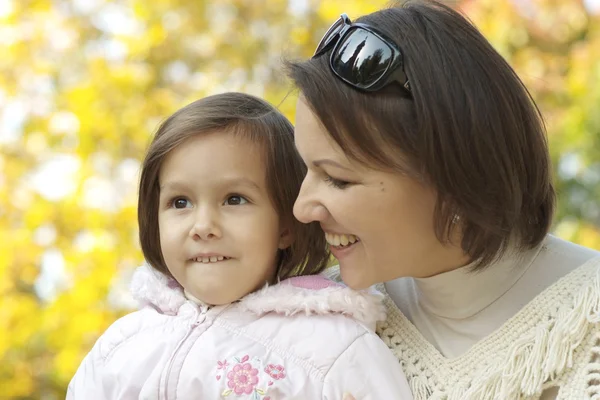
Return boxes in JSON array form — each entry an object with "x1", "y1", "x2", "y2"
[{"x1": 293, "y1": 178, "x2": 329, "y2": 224}]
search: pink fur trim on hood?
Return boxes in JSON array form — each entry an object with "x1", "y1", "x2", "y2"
[
  {"x1": 240, "y1": 276, "x2": 386, "y2": 327},
  {"x1": 129, "y1": 265, "x2": 386, "y2": 326},
  {"x1": 130, "y1": 265, "x2": 186, "y2": 315}
]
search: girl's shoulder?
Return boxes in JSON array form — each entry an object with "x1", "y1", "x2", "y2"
[
  {"x1": 86, "y1": 265, "x2": 201, "y2": 363},
  {"x1": 220, "y1": 273, "x2": 387, "y2": 348},
  {"x1": 213, "y1": 275, "x2": 392, "y2": 383},
  {"x1": 84, "y1": 306, "x2": 187, "y2": 368},
  {"x1": 129, "y1": 264, "x2": 188, "y2": 315}
]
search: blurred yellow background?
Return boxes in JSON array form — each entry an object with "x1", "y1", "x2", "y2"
[{"x1": 1, "y1": 0, "x2": 600, "y2": 398}]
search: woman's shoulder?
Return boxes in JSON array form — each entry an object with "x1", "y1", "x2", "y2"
[
  {"x1": 498, "y1": 234, "x2": 600, "y2": 306},
  {"x1": 375, "y1": 252, "x2": 600, "y2": 399},
  {"x1": 529, "y1": 245, "x2": 600, "y2": 316},
  {"x1": 520, "y1": 235, "x2": 600, "y2": 298},
  {"x1": 541, "y1": 234, "x2": 600, "y2": 269}
]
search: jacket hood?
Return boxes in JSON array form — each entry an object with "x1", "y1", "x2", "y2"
[{"x1": 130, "y1": 265, "x2": 386, "y2": 327}]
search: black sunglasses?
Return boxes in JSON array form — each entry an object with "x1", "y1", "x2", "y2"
[{"x1": 313, "y1": 14, "x2": 411, "y2": 94}]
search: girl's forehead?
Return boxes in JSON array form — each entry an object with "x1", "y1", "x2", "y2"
[{"x1": 158, "y1": 132, "x2": 267, "y2": 187}]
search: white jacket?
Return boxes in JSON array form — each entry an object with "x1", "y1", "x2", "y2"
[{"x1": 68, "y1": 265, "x2": 412, "y2": 399}]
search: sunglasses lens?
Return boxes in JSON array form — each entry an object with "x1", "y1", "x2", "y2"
[
  {"x1": 314, "y1": 17, "x2": 346, "y2": 56},
  {"x1": 331, "y1": 29, "x2": 394, "y2": 88}
]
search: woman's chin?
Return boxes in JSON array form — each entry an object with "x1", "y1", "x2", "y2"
[{"x1": 339, "y1": 264, "x2": 372, "y2": 290}]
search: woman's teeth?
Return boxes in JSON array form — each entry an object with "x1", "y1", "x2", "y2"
[
  {"x1": 194, "y1": 256, "x2": 229, "y2": 264},
  {"x1": 325, "y1": 232, "x2": 359, "y2": 247}
]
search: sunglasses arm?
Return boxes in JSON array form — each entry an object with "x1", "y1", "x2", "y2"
[{"x1": 392, "y1": 67, "x2": 411, "y2": 93}]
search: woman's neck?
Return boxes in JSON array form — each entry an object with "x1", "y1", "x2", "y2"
[
  {"x1": 387, "y1": 240, "x2": 542, "y2": 319},
  {"x1": 415, "y1": 240, "x2": 473, "y2": 279}
]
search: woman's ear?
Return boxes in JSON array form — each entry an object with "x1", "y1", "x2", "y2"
[{"x1": 278, "y1": 226, "x2": 294, "y2": 250}]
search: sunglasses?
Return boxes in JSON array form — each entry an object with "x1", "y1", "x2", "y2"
[{"x1": 312, "y1": 14, "x2": 411, "y2": 94}]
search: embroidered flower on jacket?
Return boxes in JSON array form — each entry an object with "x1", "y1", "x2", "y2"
[
  {"x1": 217, "y1": 360, "x2": 229, "y2": 370},
  {"x1": 218, "y1": 355, "x2": 286, "y2": 398},
  {"x1": 264, "y1": 364, "x2": 286, "y2": 380},
  {"x1": 227, "y1": 358, "x2": 260, "y2": 395}
]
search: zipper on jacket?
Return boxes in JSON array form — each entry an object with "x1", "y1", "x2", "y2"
[{"x1": 161, "y1": 309, "x2": 204, "y2": 399}]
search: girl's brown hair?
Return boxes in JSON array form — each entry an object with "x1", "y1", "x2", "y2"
[
  {"x1": 286, "y1": 0, "x2": 555, "y2": 269},
  {"x1": 138, "y1": 92, "x2": 330, "y2": 279}
]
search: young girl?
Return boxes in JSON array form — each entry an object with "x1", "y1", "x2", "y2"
[{"x1": 67, "y1": 92, "x2": 412, "y2": 399}]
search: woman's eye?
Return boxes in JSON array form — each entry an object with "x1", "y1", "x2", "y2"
[
  {"x1": 324, "y1": 175, "x2": 351, "y2": 189},
  {"x1": 172, "y1": 198, "x2": 191, "y2": 209},
  {"x1": 225, "y1": 195, "x2": 248, "y2": 206}
]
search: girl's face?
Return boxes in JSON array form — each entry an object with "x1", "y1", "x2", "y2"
[
  {"x1": 293, "y1": 97, "x2": 469, "y2": 289},
  {"x1": 158, "y1": 130, "x2": 291, "y2": 305}
]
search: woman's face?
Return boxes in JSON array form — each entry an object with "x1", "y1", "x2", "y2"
[{"x1": 293, "y1": 97, "x2": 468, "y2": 289}]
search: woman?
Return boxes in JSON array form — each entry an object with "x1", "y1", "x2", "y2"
[{"x1": 286, "y1": 1, "x2": 600, "y2": 399}]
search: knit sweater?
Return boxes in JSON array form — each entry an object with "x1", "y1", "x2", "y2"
[{"x1": 328, "y1": 235, "x2": 600, "y2": 399}]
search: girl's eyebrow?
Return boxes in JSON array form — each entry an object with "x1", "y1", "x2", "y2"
[
  {"x1": 218, "y1": 177, "x2": 261, "y2": 191},
  {"x1": 159, "y1": 178, "x2": 261, "y2": 191},
  {"x1": 159, "y1": 181, "x2": 188, "y2": 191}
]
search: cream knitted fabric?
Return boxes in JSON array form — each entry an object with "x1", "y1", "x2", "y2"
[{"x1": 376, "y1": 257, "x2": 600, "y2": 400}]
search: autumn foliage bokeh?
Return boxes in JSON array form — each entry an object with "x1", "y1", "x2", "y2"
[{"x1": 1, "y1": 0, "x2": 599, "y2": 398}]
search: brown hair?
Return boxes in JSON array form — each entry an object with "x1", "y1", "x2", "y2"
[
  {"x1": 138, "y1": 92, "x2": 330, "y2": 279},
  {"x1": 285, "y1": 0, "x2": 555, "y2": 269}
]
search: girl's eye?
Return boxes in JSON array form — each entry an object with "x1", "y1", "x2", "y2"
[
  {"x1": 225, "y1": 195, "x2": 249, "y2": 206},
  {"x1": 171, "y1": 198, "x2": 191, "y2": 209},
  {"x1": 324, "y1": 175, "x2": 351, "y2": 189}
]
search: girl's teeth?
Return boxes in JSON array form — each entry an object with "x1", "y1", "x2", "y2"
[{"x1": 195, "y1": 256, "x2": 228, "y2": 263}]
